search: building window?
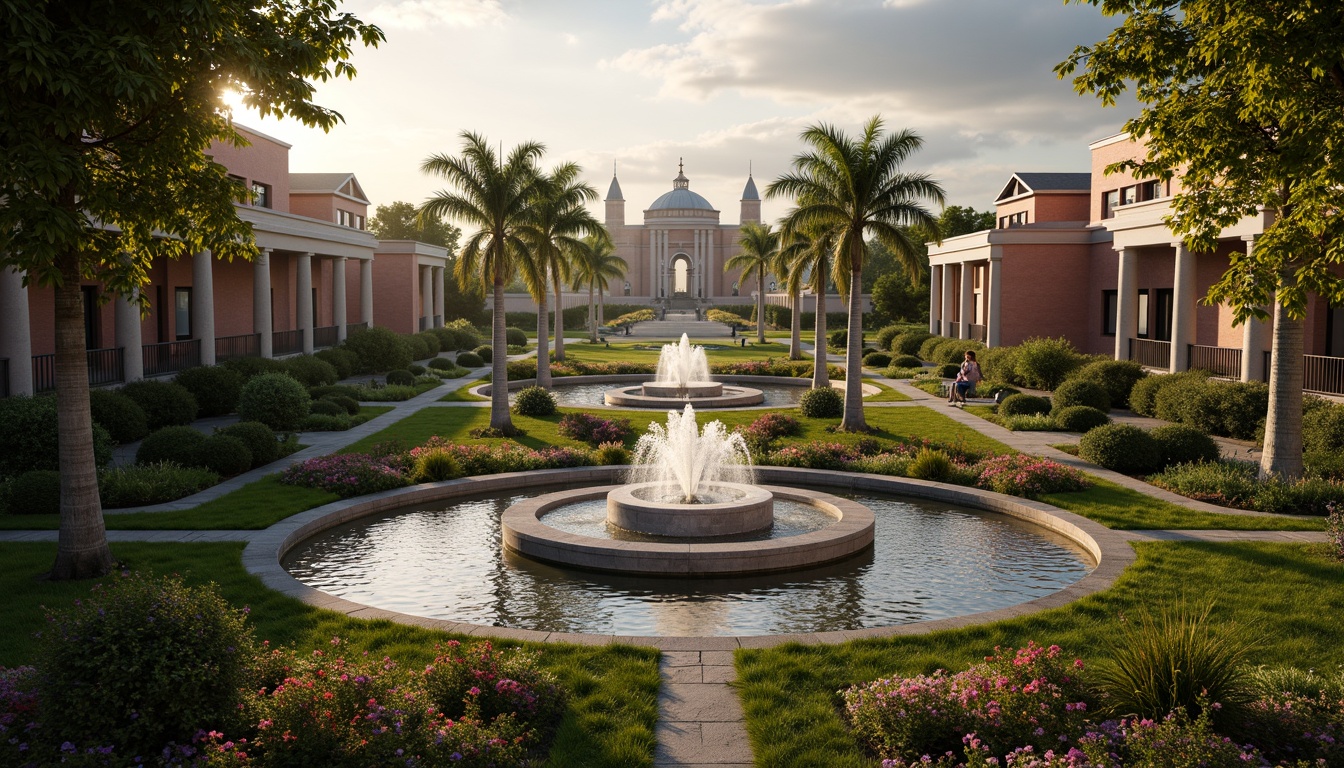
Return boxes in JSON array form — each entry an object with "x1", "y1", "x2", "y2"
[
  {"x1": 228, "y1": 174, "x2": 248, "y2": 203},
  {"x1": 1121, "y1": 185, "x2": 1138, "y2": 206},
  {"x1": 338, "y1": 209, "x2": 362, "y2": 228},
  {"x1": 1140, "y1": 180, "x2": 1163, "y2": 201},
  {"x1": 355, "y1": 214, "x2": 365, "y2": 230},
  {"x1": 81, "y1": 285, "x2": 100, "y2": 349},
  {"x1": 251, "y1": 182, "x2": 271, "y2": 209},
  {"x1": 1102, "y1": 290, "x2": 1117, "y2": 336},
  {"x1": 1103, "y1": 189, "x2": 1120, "y2": 219},
  {"x1": 997, "y1": 211, "x2": 1028, "y2": 228},
  {"x1": 1154, "y1": 288, "x2": 1174, "y2": 342},
  {"x1": 1137, "y1": 289, "x2": 1150, "y2": 338},
  {"x1": 175, "y1": 287, "x2": 192, "y2": 340}
]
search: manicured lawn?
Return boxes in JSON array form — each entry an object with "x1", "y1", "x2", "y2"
[
  {"x1": 0, "y1": 542, "x2": 660, "y2": 767},
  {"x1": 1043, "y1": 477, "x2": 1325, "y2": 531},
  {"x1": 555, "y1": 339, "x2": 797, "y2": 365},
  {"x1": 440, "y1": 378, "x2": 488, "y2": 401},
  {"x1": 735, "y1": 541, "x2": 1344, "y2": 767},
  {"x1": 862, "y1": 381, "x2": 912, "y2": 403}
]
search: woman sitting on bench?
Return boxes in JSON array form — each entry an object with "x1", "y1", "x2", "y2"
[{"x1": 948, "y1": 350, "x2": 982, "y2": 405}]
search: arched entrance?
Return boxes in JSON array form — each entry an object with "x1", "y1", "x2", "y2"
[{"x1": 670, "y1": 253, "x2": 693, "y2": 298}]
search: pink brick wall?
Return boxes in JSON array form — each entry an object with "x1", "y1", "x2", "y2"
[
  {"x1": 998, "y1": 244, "x2": 1091, "y2": 347},
  {"x1": 207, "y1": 126, "x2": 291, "y2": 213},
  {"x1": 372, "y1": 254, "x2": 417, "y2": 334}
]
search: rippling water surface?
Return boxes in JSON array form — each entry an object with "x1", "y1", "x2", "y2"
[
  {"x1": 283, "y1": 487, "x2": 1095, "y2": 636},
  {"x1": 524, "y1": 381, "x2": 811, "y2": 407}
]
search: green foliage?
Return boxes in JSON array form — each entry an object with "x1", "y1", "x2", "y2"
[
  {"x1": 308, "y1": 398, "x2": 345, "y2": 417},
  {"x1": 594, "y1": 442, "x2": 632, "y2": 466},
  {"x1": 344, "y1": 326, "x2": 414, "y2": 374},
  {"x1": 1150, "y1": 424, "x2": 1220, "y2": 467},
  {"x1": 1050, "y1": 379, "x2": 1111, "y2": 413},
  {"x1": 892, "y1": 330, "x2": 934, "y2": 356},
  {"x1": 386, "y1": 369, "x2": 416, "y2": 387},
  {"x1": 192, "y1": 434, "x2": 253, "y2": 476},
  {"x1": 998, "y1": 394, "x2": 1052, "y2": 417},
  {"x1": 172, "y1": 365, "x2": 245, "y2": 418},
  {"x1": 300, "y1": 413, "x2": 354, "y2": 431},
  {"x1": 1128, "y1": 372, "x2": 1168, "y2": 417},
  {"x1": 412, "y1": 449, "x2": 461, "y2": 483},
  {"x1": 1303, "y1": 400, "x2": 1344, "y2": 454},
  {"x1": 799, "y1": 310, "x2": 851, "y2": 331},
  {"x1": 1012, "y1": 337, "x2": 1085, "y2": 390},
  {"x1": 977, "y1": 345, "x2": 1019, "y2": 385},
  {"x1": 136, "y1": 426, "x2": 207, "y2": 466},
  {"x1": 513, "y1": 385, "x2": 557, "y2": 417},
  {"x1": 917, "y1": 335, "x2": 946, "y2": 361},
  {"x1": 799, "y1": 386, "x2": 844, "y2": 418},
  {"x1": 427, "y1": 356, "x2": 455, "y2": 371},
  {"x1": 862, "y1": 352, "x2": 891, "y2": 368},
  {"x1": 455, "y1": 351, "x2": 484, "y2": 368},
  {"x1": 1053, "y1": 405, "x2": 1111, "y2": 433},
  {"x1": 282, "y1": 354, "x2": 339, "y2": 388},
  {"x1": 89, "y1": 388, "x2": 150, "y2": 444},
  {"x1": 1069, "y1": 359, "x2": 1147, "y2": 409},
  {"x1": 870, "y1": 271, "x2": 923, "y2": 325},
  {"x1": 407, "y1": 363, "x2": 427, "y2": 376},
  {"x1": 828, "y1": 328, "x2": 848, "y2": 347},
  {"x1": 929, "y1": 338, "x2": 985, "y2": 366},
  {"x1": 120, "y1": 379, "x2": 199, "y2": 430},
  {"x1": 472, "y1": 345, "x2": 493, "y2": 363},
  {"x1": 1000, "y1": 414, "x2": 1061, "y2": 432},
  {"x1": 937, "y1": 363, "x2": 961, "y2": 378},
  {"x1": 98, "y1": 462, "x2": 219, "y2": 508},
  {"x1": 8, "y1": 471, "x2": 61, "y2": 515},
  {"x1": 889, "y1": 354, "x2": 921, "y2": 368},
  {"x1": 315, "y1": 347, "x2": 358, "y2": 380},
  {"x1": 506, "y1": 327, "x2": 528, "y2": 346},
  {"x1": 218, "y1": 421, "x2": 279, "y2": 468},
  {"x1": 1149, "y1": 460, "x2": 1343, "y2": 516},
  {"x1": 1079, "y1": 423, "x2": 1163, "y2": 475},
  {"x1": 307, "y1": 384, "x2": 362, "y2": 401},
  {"x1": 368, "y1": 200, "x2": 462, "y2": 249},
  {"x1": 222, "y1": 355, "x2": 288, "y2": 381},
  {"x1": 874, "y1": 324, "x2": 905, "y2": 351},
  {"x1": 1154, "y1": 375, "x2": 1267, "y2": 441},
  {"x1": 404, "y1": 331, "x2": 431, "y2": 360},
  {"x1": 237, "y1": 372, "x2": 311, "y2": 431},
  {"x1": 0, "y1": 395, "x2": 112, "y2": 478},
  {"x1": 321, "y1": 394, "x2": 360, "y2": 416},
  {"x1": 906, "y1": 448, "x2": 952, "y2": 481}
]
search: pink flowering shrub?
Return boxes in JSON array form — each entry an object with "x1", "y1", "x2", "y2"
[
  {"x1": 735, "y1": 412, "x2": 802, "y2": 452},
  {"x1": 410, "y1": 438, "x2": 594, "y2": 476},
  {"x1": 557, "y1": 413, "x2": 635, "y2": 446},
  {"x1": 279, "y1": 453, "x2": 410, "y2": 498},
  {"x1": 710, "y1": 358, "x2": 845, "y2": 379},
  {"x1": 973, "y1": 455, "x2": 1088, "y2": 499}
]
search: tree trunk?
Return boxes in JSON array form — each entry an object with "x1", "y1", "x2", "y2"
[
  {"x1": 50, "y1": 248, "x2": 112, "y2": 580},
  {"x1": 598, "y1": 287, "x2": 605, "y2": 329},
  {"x1": 588, "y1": 284, "x2": 596, "y2": 342},
  {"x1": 756, "y1": 271, "x2": 766, "y2": 343},
  {"x1": 813, "y1": 281, "x2": 829, "y2": 389},
  {"x1": 838, "y1": 265, "x2": 867, "y2": 432},
  {"x1": 789, "y1": 287, "x2": 802, "y2": 360},
  {"x1": 490, "y1": 276, "x2": 516, "y2": 434},
  {"x1": 535, "y1": 286, "x2": 551, "y2": 388},
  {"x1": 1260, "y1": 301, "x2": 1304, "y2": 480},
  {"x1": 553, "y1": 278, "x2": 565, "y2": 362}
]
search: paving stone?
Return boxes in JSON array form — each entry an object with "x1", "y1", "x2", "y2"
[{"x1": 659, "y1": 682, "x2": 744, "y2": 722}]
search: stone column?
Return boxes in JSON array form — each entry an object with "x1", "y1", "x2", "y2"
[
  {"x1": 928, "y1": 263, "x2": 942, "y2": 334},
  {"x1": 1170, "y1": 241, "x2": 1196, "y2": 373},
  {"x1": 1115, "y1": 247, "x2": 1138, "y2": 361},
  {"x1": 192, "y1": 249, "x2": 216, "y2": 365},
  {"x1": 360, "y1": 258, "x2": 374, "y2": 326},
  {"x1": 333, "y1": 256, "x2": 348, "y2": 343},
  {"x1": 433, "y1": 266, "x2": 445, "y2": 327},
  {"x1": 0, "y1": 266, "x2": 34, "y2": 396},
  {"x1": 297, "y1": 252, "x2": 313, "y2": 355},
  {"x1": 958, "y1": 263, "x2": 974, "y2": 340},
  {"x1": 254, "y1": 249, "x2": 273, "y2": 358},
  {"x1": 940, "y1": 264, "x2": 955, "y2": 337},
  {"x1": 420, "y1": 265, "x2": 433, "y2": 331},
  {"x1": 986, "y1": 248, "x2": 1003, "y2": 348},
  {"x1": 1239, "y1": 238, "x2": 1271, "y2": 382},
  {"x1": 115, "y1": 288, "x2": 144, "y2": 383}
]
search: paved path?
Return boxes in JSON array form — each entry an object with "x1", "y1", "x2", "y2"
[{"x1": 656, "y1": 651, "x2": 752, "y2": 767}]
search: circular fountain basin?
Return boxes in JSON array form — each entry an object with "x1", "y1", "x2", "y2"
[
  {"x1": 604, "y1": 384, "x2": 765, "y2": 408},
  {"x1": 607, "y1": 481, "x2": 773, "y2": 537},
  {"x1": 503, "y1": 484, "x2": 874, "y2": 576},
  {"x1": 640, "y1": 380, "x2": 723, "y2": 399}
]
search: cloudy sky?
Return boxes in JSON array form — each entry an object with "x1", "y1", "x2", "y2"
[{"x1": 231, "y1": 0, "x2": 1138, "y2": 225}]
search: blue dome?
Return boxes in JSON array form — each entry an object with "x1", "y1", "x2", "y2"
[{"x1": 648, "y1": 187, "x2": 715, "y2": 211}]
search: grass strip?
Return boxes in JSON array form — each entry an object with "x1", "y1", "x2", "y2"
[{"x1": 1043, "y1": 477, "x2": 1325, "y2": 531}]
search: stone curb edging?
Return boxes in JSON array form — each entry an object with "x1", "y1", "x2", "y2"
[
  {"x1": 471, "y1": 374, "x2": 880, "y2": 401},
  {"x1": 240, "y1": 465, "x2": 1133, "y2": 650}
]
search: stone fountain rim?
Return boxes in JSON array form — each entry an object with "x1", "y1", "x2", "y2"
[
  {"x1": 471, "y1": 374, "x2": 881, "y2": 399},
  {"x1": 243, "y1": 465, "x2": 1135, "y2": 648}
]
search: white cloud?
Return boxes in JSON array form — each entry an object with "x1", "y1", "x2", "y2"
[{"x1": 364, "y1": 0, "x2": 508, "y2": 29}]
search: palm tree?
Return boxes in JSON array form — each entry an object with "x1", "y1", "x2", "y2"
[
  {"x1": 726, "y1": 222, "x2": 779, "y2": 344},
  {"x1": 781, "y1": 224, "x2": 840, "y2": 388},
  {"x1": 768, "y1": 116, "x2": 945, "y2": 431},
  {"x1": 420, "y1": 132, "x2": 544, "y2": 435},
  {"x1": 571, "y1": 232, "x2": 623, "y2": 342},
  {"x1": 773, "y1": 227, "x2": 809, "y2": 360},
  {"x1": 519, "y1": 163, "x2": 600, "y2": 385}
]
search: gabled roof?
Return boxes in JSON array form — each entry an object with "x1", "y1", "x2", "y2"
[
  {"x1": 995, "y1": 172, "x2": 1091, "y2": 202},
  {"x1": 289, "y1": 172, "x2": 370, "y2": 203}
]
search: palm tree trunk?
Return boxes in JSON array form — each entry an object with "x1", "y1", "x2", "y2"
[
  {"x1": 588, "y1": 284, "x2": 596, "y2": 343},
  {"x1": 1260, "y1": 298, "x2": 1304, "y2": 480},
  {"x1": 838, "y1": 265, "x2": 867, "y2": 432},
  {"x1": 535, "y1": 288, "x2": 551, "y2": 388},
  {"x1": 50, "y1": 248, "x2": 112, "y2": 580},
  {"x1": 598, "y1": 287, "x2": 605, "y2": 328},
  {"x1": 756, "y1": 272, "x2": 766, "y2": 344},
  {"x1": 490, "y1": 276, "x2": 516, "y2": 434},
  {"x1": 553, "y1": 280, "x2": 565, "y2": 362},
  {"x1": 813, "y1": 284, "x2": 829, "y2": 389},
  {"x1": 789, "y1": 287, "x2": 802, "y2": 360}
]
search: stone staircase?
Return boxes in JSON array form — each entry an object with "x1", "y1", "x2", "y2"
[{"x1": 629, "y1": 312, "x2": 732, "y2": 339}]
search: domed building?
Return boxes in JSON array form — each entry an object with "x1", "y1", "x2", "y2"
[{"x1": 605, "y1": 160, "x2": 761, "y2": 305}]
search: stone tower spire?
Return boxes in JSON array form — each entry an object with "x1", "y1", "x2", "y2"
[
  {"x1": 605, "y1": 160, "x2": 625, "y2": 225},
  {"x1": 740, "y1": 162, "x2": 761, "y2": 223}
]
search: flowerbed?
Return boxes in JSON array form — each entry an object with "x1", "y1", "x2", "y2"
[
  {"x1": 710, "y1": 358, "x2": 845, "y2": 380},
  {"x1": 1147, "y1": 460, "x2": 1343, "y2": 515},
  {"x1": 557, "y1": 412, "x2": 636, "y2": 446},
  {"x1": 734, "y1": 412, "x2": 801, "y2": 452},
  {"x1": 974, "y1": 454, "x2": 1088, "y2": 498},
  {"x1": 279, "y1": 453, "x2": 410, "y2": 498}
]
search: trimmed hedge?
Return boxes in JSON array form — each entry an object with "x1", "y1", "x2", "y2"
[
  {"x1": 89, "y1": 388, "x2": 150, "y2": 444},
  {"x1": 237, "y1": 372, "x2": 311, "y2": 431},
  {"x1": 0, "y1": 395, "x2": 113, "y2": 477},
  {"x1": 120, "y1": 380, "x2": 199, "y2": 430},
  {"x1": 1050, "y1": 379, "x2": 1111, "y2": 413},
  {"x1": 386, "y1": 369, "x2": 416, "y2": 387},
  {"x1": 892, "y1": 331, "x2": 934, "y2": 356},
  {"x1": 862, "y1": 352, "x2": 892, "y2": 368},
  {"x1": 309, "y1": 398, "x2": 345, "y2": 417},
  {"x1": 428, "y1": 357, "x2": 455, "y2": 371},
  {"x1": 1068, "y1": 359, "x2": 1146, "y2": 409},
  {"x1": 283, "y1": 355, "x2": 339, "y2": 388},
  {"x1": 513, "y1": 385, "x2": 557, "y2": 416},
  {"x1": 456, "y1": 351, "x2": 484, "y2": 368},
  {"x1": 1150, "y1": 424, "x2": 1220, "y2": 467},
  {"x1": 799, "y1": 386, "x2": 844, "y2": 418},
  {"x1": 1078, "y1": 423, "x2": 1162, "y2": 474},
  {"x1": 173, "y1": 365, "x2": 244, "y2": 418},
  {"x1": 344, "y1": 325, "x2": 413, "y2": 373},
  {"x1": 321, "y1": 394, "x2": 360, "y2": 416},
  {"x1": 193, "y1": 434, "x2": 252, "y2": 476},
  {"x1": 136, "y1": 426, "x2": 207, "y2": 467},
  {"x1": 999, "y1": 394, "x2": 1052, "y2": 417},
  {"x1": 890, "y1": 354, "x2": 921, "y2": 369},
  {"x1": 1052, "y1": 405, "x2": 1111, "y2": 433},
  {"x1": 472, "y1": 345, "x2": 493, "y2": 364},
  {"x1": 1011, "y1": 336, "x2": 1086, "y2": 390},
  {"x1": 218, "y1": 421, "x2": 279, "y2": 467},
  {"x1": 9, "y1": 470, "x2": 61, "y2": 515},
  {"x1": 315, "y1": 347, "x2": 359, "y2": 379}
]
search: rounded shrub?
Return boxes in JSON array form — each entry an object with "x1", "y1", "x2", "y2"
[
  {"x1": 428, "y1": 357, "x2": 455, "y2": 371},
  {"x1": 1012, "y1": 336, "x2": 1085, "y2": 390},
  {"x1": 513, "y1": 385, "x2": 557, "y2": 417},
  {"x1": 448, "y1": 327, "x2": 481, "y2": 350},
  {"x1": 892, "y1": 331, "x2": 934, "y2": 356},
  {"x1": 136, "y1": 425, "x2": 208, "y2": 466},
  {"x1": 120, "y1": 379, "x2": 199, "y2": 430},
  {"x1": 407, "y1": 363, "x2": 427, "y2": 376},
  {"x1": 192, "y1": 434, "x2": 252, "y2": 476},
  {"x1": 456, "y1": 351, "x2": 484, "y2": 368},
  {"x1": 217, "y1": 421, "x2": 278, "y2": 467},
  {"x1": 1153, "y1": 373, "x2": 1211, "y2": 426},
  {"x1": 938, "y1": 363, "x2": 962, "y2": 378},
  {"x1": 890, "y1": 354, "x2": 921, "y2": 369},
  {"x1": 874, "y1": 324, "x2": 904, "y2": 352},
  {"x1": 1304, "y1": 401, "x2": 1344, "y2": 454},
  {"x1": 309, "y1": 398, "x2": 346, "y2": 417},
  {"x1": 221, "y1": 355, "x2": 288, "y2": 381},
  {"x1": 343, "y1": 325, "x2": 413, "y2": 373},
  {"x1": 321, "y1": 394, "x2": 360, "y2": 416},
  {"x1": 978, "y1": 345, "x2": 1020, "y2": 386},
  {"x1": 413, "y1": 449, "x2": 460, "y2": 483},
  {"x1": 416, "y1": 330, "x2": 442, "y2": 357},
  {"x1": 828, "y1": 328, "x2": 848, "y2": 347},
  {"x1": 473, "y1": 345, "x2": 493, "y2": 363},
  {"x1": 283, "y1": 355, "x2": 339, "y2": 388},
  {"x1": 315, "y1": 347, "x2": 359, "y2": 379},
  {"x1": 237, "y1": 372, "x2": 311, "y2": 431},
  {"x1": 907, "y1": 448, "x2": 953, "y2": 482},
  {"x1": 1190, "y1": 380, "x2": 1267, "y2": 440},
  {"x1": 89, "y1": 388, "x2": 150, "y2": 444},
  {"x1": 506, "y1": 327, "x2": 528, "y2": 347},
  {"x1": 1079, "y1": 423, "x2": 1163, "y2": 475},
  {"x1": 917, "y1": 335, "x2": 946, "y2": 361},
  {"x1": 404, "y1": 332, "x2": 431, "y2": 361},
  {"x1": 386, "y1": 369, "x2": 416, "y2": 387},
  {"x1": 799, "y1": 386, "x2": 844, "y2": 418},
  {"x1": 301, "y1": 413, "x2": 354, "y2": 431},
  {"x1": 34, "y1": 571, "x2": 256, "y2": 759},
  {"x1": 1051, "y1": 379, "x2": 1111, "y2": 413},
  {"x1": 999, "y1": 393, "x2": 1052, "y2": 417},
  {"x1": 862, "y1": 352, "x2": 892, "y2": 368},
  {"x1": 9, "y1": 470, "x2": 61, "y2": 515},
  {"x1": 931, "y1": 339, "x2": 985, "y2": 365},
  {"x1": 1150, "y1": 424, "x2": 1220, "y2": 467},
  {"x1": 1069, "y1": 359, "x2": 1147, "y2": 409},
  {"x1": 0, "y1": 395, "x2": 113, "y2": 476},
  {"x1": 172, "y1": 365, "x2": 244, "y2": 418},
  {"x1": 1053, "y1": 405, "x2": 1111, "y2": 433},
  {"x1": 1127, "y1": 374, "x2": 1165, "y2": 416},
  {"x1": 594, "y1": 441, "x2": 632, "y2": 465}
]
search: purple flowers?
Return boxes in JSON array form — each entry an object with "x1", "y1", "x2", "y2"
[
  {"x1": 557, "y1": 413, "x2": 635, "y2": 446},
  {"x1": 280, "y1": 453, "x2": 411, "y2": 498}
]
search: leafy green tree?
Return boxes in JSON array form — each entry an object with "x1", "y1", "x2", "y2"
[
  {"x1": 937, "y1": 205, "x2": 996, "y2": 238},
  {"x1": 871, "y1": 271, "x2": 923, "y2": 325},
  {"x1": 368, "y1": 201, "x2": 462, "y2": 251},
  {"x1": 443, "y1": 257, "x2": 487, "y2": 324},
  {"x1": 727, "y1": 222, "x2": 780, "y2": 344},
  {"x1": 1058, "y1": 0, "x2": 1344, "y2": 479},
  {"x1": 421, "y1": 134, "x2": 545, "y2": 435},
  {"x1": 0, "y1": 0, "x2": 381, "y2": 579},
  {"x1": 768, "y1": 117, "x2": 945, "y2": 431},
  {"x1": 570, "y1": 233, "x2": 624, "y2": 342}
]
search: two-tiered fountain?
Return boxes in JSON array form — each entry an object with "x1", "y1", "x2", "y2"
[{"x1": 603, "y1": 334, "x2": 765, "y2": 407}]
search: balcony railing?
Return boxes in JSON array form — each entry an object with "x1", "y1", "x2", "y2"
[
  {"x1": 346, "y1": 321, "x2": 369, "y2": 335},
  {"x1": 272, "y1": 329, "x2": 303, "y2": 357},
  {"x1": 968, "y1": 324, "x2": 986, "y2": 343},
  {"x1": 946, "y1": 321, "x2": 960, "y2": 338},
  {"x1": 32, "y1": 347, "x2": 126, "y2": 394},
  {"x1": 1129, "y1": 338, "x2": 1172, "y2": 370},
  {"x1": 1261, "y1": 351, "x2": 1344, "y2": 396},
  {"x1": 418, "y1": 316, "x2": 430, "y2": 332},
  {"x1": 215, "y1": 333, "x2": 260, "y2": 362},
  {"x1": 433, "y1": 314, "x2": 443, "y2": 329},
  {"x1": 1188, "y1": 344, "x2": 1242, "y2": 379},
  {"x1": 313, "y1": 325, "x2": 339, "y2": 350},
  {"x1": 143, "y1": 339, "x2": 201, "y2": 378},
  {"x1": 0, "y1": 358, "x2": 7, "y2": 398}
]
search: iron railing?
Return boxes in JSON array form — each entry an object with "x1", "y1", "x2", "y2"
[
  {"x1": 272, "y1": 329, "x2": 303, "y2": 357},
  {"x1": 968, "y1": 324, "x2": 986, "y2": 343},
  {"x1": 418, "y1": 316, "x2": 430, "y2": 331},
  {"x1": 215, "y1": 333, "x2": 260, "y2": 362},
  {"x1": 313, "y1": 325, "x2": 339, "y2": 350},
  {"x1": 1129, "y1": 338, "x2": 1172, "y2": 370},
  {"x1": 1188, "y1": 344, "x2": 1242, "y2": 379},
  {"x1": 433, "y1": 314, "x2": 443, "y2": 329},
  {"x1": 346, "y1": 321, "x2": 369, "y2": 335},
  {"x1": 1261, "y1": 352, "x2": 1344, "y2": 396},
  {"x1": 946, "y1": 321, "x2": 960, "y2": 338},
  {"x1": 32, "y1": 347, "x2": 126, "y2": 393},
  {"x1": 143, "y1": 339, "x2": 200, "y2": 378}
]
